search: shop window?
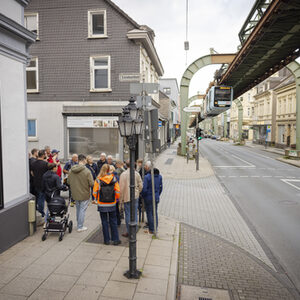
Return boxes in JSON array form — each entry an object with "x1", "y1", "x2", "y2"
[
  {"x1": 26, "y1": 58, "x2": 39, "y2": 93},
  {"x1": 88, "y1": 10, "x2": 107, "y2": 38},
  {"x1": 67, "y1": 116, "x2": 119, "y2": 158},
  {"x1": 28, "y1": 120, "x2": 37, "y2": 137},
  {"x1": 24, "y1": 13, "x2": 39, "y2": 39},
  {"x1": 90, "y1": 56, "x2": 111, "y2": 92}
]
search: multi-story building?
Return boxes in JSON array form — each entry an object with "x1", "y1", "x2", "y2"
[
  {"x1": 251, "y1": 69, "x2": 289, "y2": 145},
  {"x1": 0, "y1": 0, "x2": 35, "y2": 252},
  {"x1": 25, "y1": 0, "x2": 163, "y2": 161},
  {"x1": 159, "y1": 78, "x2": 180, "y2": 142},
  {"x1": 274, "y1": 73, "x2": 296, "y2": 148}
]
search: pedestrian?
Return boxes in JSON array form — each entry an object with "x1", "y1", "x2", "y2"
[
  {"x1": 97, "y1": 153, "x2": 107, "y2": 174},
  {"x1": 141, "y1": 163, "x2": 163, "y2": 234},
  {"x1": 63, "y1": 154, "x2": 78, "y2": 176},
  {"x1": 29, "y1": 148, "x2": 38, "y2": 196},
  {"x1": 44, "y1": 145, "x2": 51, "y2": 161},
  {"x1": 107, "y1": 155, "x2": 115, "y2": 167},
  {"x1": 136, "y1": 159, "x2": 143, "y2": 177},
  {"x1": 63, "y1": 153, "x2": 78, "y2": 207},
  {"x1": 67, "y1": 154, "x2": 94, "y2": 232},
  {"x1": 109, "y1": 165, "x2": 122, "y2": 226},
  {"x1": 119, "y1": 160, "x2": 143, "y2": 237},
  {"x1": 48, "y1": 149, "x2": 62, "y2": 178},
  {"x1": 31, "y1": 150, "x2": 49, "y2": 217},
  {"x1": 115, "y1": 160, "x2": 125, "y2": 178},
  {"x1": 93, "y1": 164, "x2": 121, "y2": 245},
  {"x1": 86, "y1": 155, "x2": 97, "y2": 180},
  {"x1": 42, "y1": 163, "x2": 65, "y2": 202}
]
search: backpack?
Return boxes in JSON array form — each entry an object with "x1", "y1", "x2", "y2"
[{"x1": 99, "y1": 177, "x2": 116, "y2": 203}]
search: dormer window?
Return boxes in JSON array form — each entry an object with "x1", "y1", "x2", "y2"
[{"x1": 88, "y1": 10, "x2": 107, "y2": 38}]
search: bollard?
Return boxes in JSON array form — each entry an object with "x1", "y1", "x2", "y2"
[{"x1": 28, "y1": 199, "x2": 36, "y2": 236}]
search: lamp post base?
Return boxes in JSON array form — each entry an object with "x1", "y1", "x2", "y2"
[{"x1": 124, "y1": 269, "x2": 142, "y2": 279}]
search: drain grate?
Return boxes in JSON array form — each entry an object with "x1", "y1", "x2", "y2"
[{"x1": 165, "y1": 158, "x2": 174, "y2": 165}]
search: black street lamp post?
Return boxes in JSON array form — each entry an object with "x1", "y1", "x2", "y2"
[{"x1": 118, "y1": 97, "x2": 143, "y2": 279}]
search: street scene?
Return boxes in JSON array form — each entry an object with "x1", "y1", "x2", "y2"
[{"x1": 0, "y1": 0, "x2": 300, "y2": 299}]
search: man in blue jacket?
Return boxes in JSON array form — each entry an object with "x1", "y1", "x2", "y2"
[{"x1": 141, "y1": 165, "x2": 163, "y2": 234}]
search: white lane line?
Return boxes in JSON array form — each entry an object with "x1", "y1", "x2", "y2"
[
  {"x1": 286, "y1": 176, "x2": 296, "y2": 179},
  {"x1": 281, "y1": 179, "x2": 300, "y2": 191},
  {"x1": 214, "y1": 166, "x2": 255, "y2": 168},
  {"x1": 231, "y1": 154, "x2": 256, "y2": 167}
]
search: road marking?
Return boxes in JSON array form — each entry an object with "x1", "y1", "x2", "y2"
[
  {"x1": 231, "y1": 154, "x2": 256, "y2": 167},
  {"x1": 281, "y1": 179, "x2": 300, "y2": 191}
]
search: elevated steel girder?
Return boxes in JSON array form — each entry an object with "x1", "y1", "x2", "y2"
[{"x1": 220, "y1": 0, "x2": 300, "y2": 98}]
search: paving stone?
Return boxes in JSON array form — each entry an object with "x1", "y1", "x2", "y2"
[
  {"x1": 39, "y1": 274, "x2": 78, "y2": 292},
  {"x1": 1, "y1": 276, "x2": 43, "y2": 297},
  {"x1": 77, "y1": 270, "x2": 110, "y2": 287},
  {"x1": 0, "y1": 294, "x2": 27, "y2": 300},
  {"x1": 145, "y1": 254, "x2": 170, "y2": 267},
  {"x1": 19, "y1": 263, "x2": 56, "y2": 280},
  {"x1": 133, "y1": 292, "x2": 165, "y2": 300},
  {"x1": 101, "y1": 280, "x2": 136, "y2": 299},
  {"x1": 54, "y1": 261, "x2": 89, "y2": 276},
  {"x1": 27, "y1": 288, "x2": 66, "y2": 300},
  {"x1": 142, "y1": 265, "x2": 169, "y2": 280},
  {"x1": 110, "y1": 266, "x2": 140, "y2": 283},
  {"x1": 64, "y1": 284, "x2": 102, "y2": 300},
  {"x1": 148, "y1": 245, "x2": 172, "y2": 257},
  {"x1": 136, "y1": 277, "x2": 168, "y2": 296},
  {"x1": 177, "y1": 223, "x2": 298, "y2": 300},
  {"x1": 86, "y1": 259, "x2": 117, "y2": 273},
  {"x1": 0, "y1": 267, "x2": 21, "y2": 284},
  {"x1": 94, "y1": 248, "x2": 124, "y2": 261}
]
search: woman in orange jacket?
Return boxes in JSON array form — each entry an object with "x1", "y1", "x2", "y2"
[{"x1": 93, "y1": 164, "x2": 121, "y2": 245}]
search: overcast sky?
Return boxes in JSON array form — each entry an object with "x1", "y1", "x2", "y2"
[{"x1": 113, "y1": 0, "x2": 256, "y2": 97}]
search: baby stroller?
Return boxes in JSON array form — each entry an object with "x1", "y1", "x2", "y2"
[{"x1": 42, "y1": 187, "x2": 73, "y2": 241}]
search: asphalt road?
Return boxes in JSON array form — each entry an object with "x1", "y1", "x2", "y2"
[{"x1": 198, "y1": 139, "x2": 300, "y2": 290}]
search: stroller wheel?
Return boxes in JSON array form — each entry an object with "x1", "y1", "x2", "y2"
[
  {"x1": 68, "y1": 220, "x2": 73, "y2": 233},
  {"x1": 59, "y1": 232, "x2": 64, "y2": 241},
  {"x1": 42, "y1": 233, "x2": 47, "y2": 241}
]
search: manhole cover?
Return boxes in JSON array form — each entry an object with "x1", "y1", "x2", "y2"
[
  {"x1": 180, "y1": 285, "x2": 230, "y2": 300},
  {"x1": 279, "y1": 200, "x2": 298, "y2": 206}
]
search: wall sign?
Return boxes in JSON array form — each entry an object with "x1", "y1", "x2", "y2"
[{"x1": 67, "y1": 116, "x2": 118, "y2": 128}]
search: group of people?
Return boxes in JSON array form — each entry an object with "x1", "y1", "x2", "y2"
[{"x1": 29, "y1": 147, "x2": 163, "y2": 245}]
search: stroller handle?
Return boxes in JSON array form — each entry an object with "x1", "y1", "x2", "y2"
[{"x1": 50, "y1": 185, "x2": 68, "y2": 198}]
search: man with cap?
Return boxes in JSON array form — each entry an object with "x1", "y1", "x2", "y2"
[{"x1": 48, "y1": 149, "x2": 62, "y2": 178}]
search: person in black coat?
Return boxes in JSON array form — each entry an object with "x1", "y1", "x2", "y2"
[
  {"x1": 96, "y1": 153, "x2": 107, "y2": 175},
  {"x1": 42, "y1": 163, "x2": 65, "y2": 202}
]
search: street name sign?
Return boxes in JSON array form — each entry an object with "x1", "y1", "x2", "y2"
[
  {"x1": 119, "y1": 73, "x2": 141, "y2": 82},
  {"x1": 183, "y1": 107, "x2": 201, "y2": 113}
]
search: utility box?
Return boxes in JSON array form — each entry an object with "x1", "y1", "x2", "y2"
[{"x1": 28, "y1": 199, "x2": 36, "y2": 236}]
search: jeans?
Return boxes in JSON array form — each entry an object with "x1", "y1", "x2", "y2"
[
  {"x1": 75, "y1": 200, "x2": 89, "y2": 229},
  {"x1": 36, "y1": 191, "x2": 45, "y2": 217},
  {"x1": 100, "y1": 210, "x2": 119, "y2": 243},
  {"x1": 144, "y1": 200, "x2": 158, "y2": 232},
  {"x1": 116, "y1": 202, "x2": 121, "y2": 226},
  {"x1": 124, "y1": 199, "x2": 138, "y2": 234}
]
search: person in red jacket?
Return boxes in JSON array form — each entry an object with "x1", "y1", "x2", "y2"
[{"x1": 48, "y1": 149, "x2": 62, "y2": 178}]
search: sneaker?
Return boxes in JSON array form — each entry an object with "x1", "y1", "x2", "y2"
[
  {"x1": 122, "y1": 233, "x2": 129, "y2": 238},
  {"x1": 77, "y1": 226, "x2": 87, "y2": 232},
  {"x1": 113, "y1": 240, "x2": 121, "y2": 246},
  {"x1": 104, "y1": 241, "x2": 110, "y2": 245}
]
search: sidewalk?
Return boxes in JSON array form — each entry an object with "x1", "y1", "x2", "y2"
[
  {"x1": 155, "y1": 141, "x2": 300, "y2": 300},
  {"x1": 245, "y1": 140, "x2": 300, "y2": 168},
  {"x1": 0, "y1": 202, "x2": 179, "y2": 299}
]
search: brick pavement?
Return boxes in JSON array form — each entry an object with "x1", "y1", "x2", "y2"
[
  {"x1": 156, "y1": 142, "x2": 273, "y2": 269},
  {"x1": 178, "y1": 223, "x2": 299, "y2": 300}
]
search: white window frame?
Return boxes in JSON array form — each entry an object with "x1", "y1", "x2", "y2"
[
  {"x1": 24, "y1": 12, "x2": 39, "y2": 40},
  {"x1": 90, "y1": 55, "x2": 111, "y2": 92},
  {"x1": 88, "y1": 10, "x2": 107, "y2": 38},
  {"x1": 28, "y1": 119, "x2": 38, "y2": 141},
  {"x1": 26, "y1": 57, "x2": 39, "y2": 93}
]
